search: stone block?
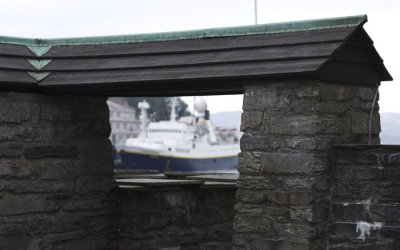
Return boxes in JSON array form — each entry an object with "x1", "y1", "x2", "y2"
[
  {"x1": 333, "y1": 180, "x2": 376, "y2": 200},
  {"x1": 320, "y1": 84, "x2": 357, "y2": 101},
  {"x1": 75, "y1": 176, "x2": 115, "y2": 195},
  {"x1": 335, "y1": 166, "x2": 383, "y2": 180},
  {"x1": 267, "y1": 191, "x2": 289, "y2": 205},
  {"x1": 261, "y1": 152, "x2": 314, "y2": 175},
  {"x1": 0, "y1": 195, "x2": 59, "y2": 216},
  {"x1": 236, "y1": 189, "x2": 267, "y2": 204},
  {"x1": 284, "y1": 136, "x2": 318, "y2": 150},
  {"x1": 318, "y1": 101, "x2": 349, "y2": 114},
  {"x1": 237, "y1": 151, "x2": 262, "y2": 175},
  {"x1": 0, "y1": 159, "x2": 36, "y2": 178},
  {"x1": 351, "y1": 111, "x2": 380, "y2": 134},
  {"x1": 320, "y1": 115, "x2": 350, "y2": 135},
  {"x1": 243, "y1": 87, "x2": 290, "y2": 111},
  {"x1": 24, "y1": 145, "x2": 78, "y2": 159},
  {"x1": 331, "y1": 202, "x2": 370, "y2": 221},
  {"x1": 276, "y1": 222, "x2": 314, "y2": 239},
  {"x1": 233, "y1": 213, "x2": 274, "y2": 233},
  {"x1": 359, "y1": 87, "x2": 377, "y2": 101},
  {"x1": 267, "y1": 115, "x2": 319, "y2": 135},
  {"x1": 240, "y1": 133, "x2": 281, "y2": 151},
  {"x1": 294, "y1": 86, "x2": 320, "y2": 98},
  {"x1": 0, "y1": 125, "x2": 40, "y2": 142},
  {"x1": 0, "y1": 99, "x2": 31, "y2": 123},
  {"x1": 0, "y1": 142, "x2": 23, "y2": 158},
  {"x1": 284, "y1": 176, "x2": 315, "y2": 189},
  {"x1": 233, "y1": 233, "x2": 311, "y2": 250},
  {"x1": 0, "y1": 179, "x2": 74, "y2": 194},
  {"x1": 237, "y1": 176, "x2": 279, "y2": 190},
  {"x1": 290, "y1": 206, "x2": 313, "y2": 222},
  {"x1": 381, "y1": 225, "x2": 400, "y2": 239},
  {"x1": 0, "y1": 236, "x2": 41, "y2": 250},
  {"x1": 290, "y1": 102, "x2": 320, "y2": 114},
  {"x1": 241, "y1": 110, "x2": 263, "y2": 131},
  {"x1": 369, "y1": 204, "x2": 400, "y2": 222}
]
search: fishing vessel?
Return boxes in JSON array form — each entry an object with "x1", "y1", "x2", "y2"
[{"x1": 118, "y1": 98, "x2": 240, "y2": 173}]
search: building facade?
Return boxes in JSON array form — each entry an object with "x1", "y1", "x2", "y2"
[{"x1": 107, "y1": 99, "x2": 140, "y2": 145}]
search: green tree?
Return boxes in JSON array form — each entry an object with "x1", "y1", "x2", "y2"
[{"x1": 126, "y1": 97, "x2": 190, "y2": 121}]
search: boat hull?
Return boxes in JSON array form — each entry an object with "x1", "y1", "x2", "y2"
[{"x1": 118, "y1": 151, "x2": 238, "y2": 173}]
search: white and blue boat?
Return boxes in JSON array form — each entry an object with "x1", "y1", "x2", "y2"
[{"x1": 118, "y1": 98, "x2": 240, "y2": 173}]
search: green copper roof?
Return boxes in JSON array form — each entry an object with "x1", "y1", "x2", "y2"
[{"x1": 0, "y1": 15, "x2": 367, "y2": 47}]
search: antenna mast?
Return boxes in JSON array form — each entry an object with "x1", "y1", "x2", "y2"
[{"x1": 254, "y1": 0, "x2": 258, "y2": 25}]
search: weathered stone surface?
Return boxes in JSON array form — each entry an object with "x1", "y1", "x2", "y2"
[
  {"x1": 267, "y1": 115, "x2": 319, "y2": 135},
  {"x1": 24, "y1": 145, "x2": 78, "y2": 159},
  {"x1": 261, "y1": 152, "x2": 315, "y2": 174},
  {"x1": 240, "y1": 110, "x2": 263, "y2": 131},
  {"x1": 320, "y1": 84, "x2": 357, "y2": 101},
  {"x1": 233, "y1": 213, "x2": 274, "y2": 233},
  {"x1": 235, "y1": 81, "x2": 384, "y2": 250},
  {"x1": 243, "y1": 86, "x2": 290, "y2": 111},
  {"x1": 0, "y1": 236, "x2": 41, "y2": 250},
  {"x1": 119, "y1": 188, "x2": 235, "y2": 249},
  {"x1": 0, "y1": 98, "x2": 31, "y2": 123},
  {"x1": 329, "y1": 145, "x2": 400, "y2": 249},
  {"x1": 0, "y1": 195, "x2": 60, "y2": 216},
  {"x1": 359, "y1": 87, "x2": 377, "y2": 101},
  {"x1": 236, "y1": 188, "x2": 267, "y2": 203},
  {"x1": 240, "y1": 133, "x2": 280, "y2": 151},
  {"x1": 351, "y1": 111, "x2": 380, "y2": 134},
  {"x1": 294, "y1": 86, "x2": 320, "y2": 98},
  {"x1": 237, "y1": 151, "x2": 262, "y2": 175},
  {"x1": 0, "y1": 142, "x2": 23, "y2": 158},
  {"x1": 0, "y1": 92, "x2": 116, "y2": 249}
]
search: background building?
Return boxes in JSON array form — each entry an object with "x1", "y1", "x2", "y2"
[{"x1": 107, "y1": 98, "x2": 140, "y2": 145}]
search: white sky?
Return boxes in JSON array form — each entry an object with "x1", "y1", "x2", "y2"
[{"x1": 0, "y1": 0, "x2": 399, "y2": 113}]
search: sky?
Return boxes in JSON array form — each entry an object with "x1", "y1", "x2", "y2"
[{"x1": 0, "y1": 0, "x2": 399, "y2": 113}]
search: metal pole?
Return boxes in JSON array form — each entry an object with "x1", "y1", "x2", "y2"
[{"x1": 254, "y1": 0, "x2": 258, "y2": 25}]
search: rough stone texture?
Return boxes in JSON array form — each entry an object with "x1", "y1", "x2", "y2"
[
  {"x1": 0, "y1": 92, "x2": 117, "y2": 250},
  {"x1": 329, "y1": 145, "x2": 400, "y2": 249},
  {"x1": 118, "y1": 186, "x2": 236, "y2": 250},
  {"x1": 234, "y1": 81, "x2": 381, "y2": 250}
]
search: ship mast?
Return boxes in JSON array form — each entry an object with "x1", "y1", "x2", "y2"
[{"x1": 169, "y1": 97, "x2": 178, "y2": 122}]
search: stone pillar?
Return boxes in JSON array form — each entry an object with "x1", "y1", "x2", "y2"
[
  {"x1": 0, "y1": 92, "x2": 117, "y2": 249},
  {"x1": 233, "y1": 80, "x2": 380, "y2": 249}
]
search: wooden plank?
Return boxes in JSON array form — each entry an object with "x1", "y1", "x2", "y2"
[
  {"x1": 39, "y1": 79, "x2": 246, "y2": 96},
  {"x1": 0, "y1": 56, "x2": 36, "y2": 70},
  {"x1": 116, "y1": 178, "x2": 204, "y2": 186},
  {"x1": 333, "y1": 45, "x2": 381, "y2": 64},
  {"x1": 0, "y1": 43, "x2": 36, "y2": 57},
  {"x1": 185, "y1": 173, "x2": 239, "y2": 182},
  {"x1": 43, "y1": 27, "x2": 353, "y2": 58},
  {"x1": 118, "y1": 185, "x2": 148, "y2": 190},
  {"x1": 43, "y1": 42, "x2": 340, "y2": 71},
  {"x1": 39, "y1": 58, "x2": 326, "y2": 86},
  {"x1": 0, "y1": 70, "x2": 37, "y2": 83},
  {"x1": 319, "y1": 61, "x2": 381, "y2": 85},
  {"x1": 201, "y1": 181, "x2": 237, "y2": 189}
]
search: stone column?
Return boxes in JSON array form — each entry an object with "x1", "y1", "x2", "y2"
[
  {"x1": 232, "y1": 80, "x2": 380, "y2": 249},
  {"x1": 0, "y1": 92, "x2": 117, "y2": 249}
]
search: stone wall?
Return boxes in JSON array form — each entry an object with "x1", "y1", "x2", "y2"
[
  {"x1": 329, "y1": 144, "x2": 400, "y2": 249},
  {"x1": 118, "y1": 186, "x2": 236, "y2": 250},
  {"x1": 234, "y1": 81, "x2": 380, "y2": 249},
  {"x1": 0, "y1": 92, "x2": 117, "y2": 249}
]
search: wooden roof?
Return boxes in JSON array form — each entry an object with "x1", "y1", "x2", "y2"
[{"x1": 0, "y1": 15, "x2": 392, "y2": 96}]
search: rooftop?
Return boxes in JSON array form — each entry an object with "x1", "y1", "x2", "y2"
[{"x1": 0, "y1": 15, "x2": 392, "y2": 96}]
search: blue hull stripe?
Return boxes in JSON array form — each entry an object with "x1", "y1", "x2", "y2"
[{"x1": 119, "y1": 152, "x2": 238, "y2": 172}]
